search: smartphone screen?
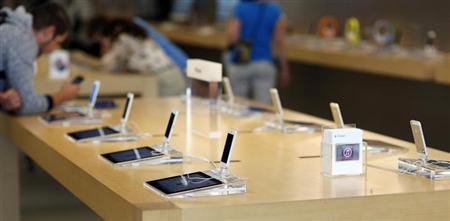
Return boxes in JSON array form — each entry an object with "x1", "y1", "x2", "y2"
[
  {"x1": 95, "y1": 100, "x2": 117, "y2": 109},
  {"x1": 146, "y1": 171, "x2": 223, "y2": 196},
  {"x1": 164, "y1": 112, "x2": 176, "y2": 139},
  {"x1": 221, "y1": 132, "x2": 235, "y2": 165},
  {"x1": 67, "y1": 127, "x2": 118, "y2": 141},
  {"x1": 336, "y1": 143, "x2": 360, "y2": 161},
  {"x1": 101, "y1": 146, "x2": 163, "y2": 164},
  {"x1": 71, "y1": 76, "x2": 84, "y2": 85},
  {"x1": 42, "y1": 112, "x2": 85, "y2": 123},
  {"x1": 122, "y1": 96, "x2": 131, "y2": 119}
]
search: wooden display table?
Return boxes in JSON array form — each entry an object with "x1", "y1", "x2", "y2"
[
  {"x1": 1, "y1": 97, "x2": 449, "y2": 220},
  {"x1": 155, "y1": 23, "x2": 450, "y2": 85}
]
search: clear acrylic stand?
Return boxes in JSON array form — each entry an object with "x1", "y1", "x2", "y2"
[
  {"x1": 256, "y1": 118, "x2": 320, "y2": 134},
  {"x1": 364, "y1": 139, "x2": 408, "y2": 154},
  {"x1": 398, "y1": 158, "x2": 450, "y2": 180},
  {"x1": 186, "y1": 92, "x2": 222, "y2": 139},
  {"x1": 46, "y1": 108, "x2": 110, "y2": 127},
  {"x1": 78, "y1": 125, "x2": 140, "y2": 144},
  {"x1": 57, "y1": 102, "x2": 111, "y2": 120},
  {"x1": 215, "y1": 100, "x2": 257, "y2": 118},
  {"x1": 60, "y1": 117, "x2": 103, "y2": 126},
  {"x1": 131, "y1": 143, "x2": 185, "y2": 166},
  {"x1": 169, "y1": 168, "x2": 247, "y2": 198}
]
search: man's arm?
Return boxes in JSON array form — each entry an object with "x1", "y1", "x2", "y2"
[
  {"x1": 6, "y1": 34, "x2": 79, "y2": 115},
  {"x1": 6, "y1": 36, "x2": 50, "y2": 115}
]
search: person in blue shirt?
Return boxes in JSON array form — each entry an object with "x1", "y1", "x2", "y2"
[{"x1": 225, "y1": 0, "x2": 290, "y2": 104}]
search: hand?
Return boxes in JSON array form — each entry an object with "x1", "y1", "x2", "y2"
[
  {"x1": 60, "y1": 82, "x2": 80, "y2": 101},
  {"x1": 0, "y1": 89, "x2": 22, "y2": 111},
  {"x1": 52, "y1": 82, "x2": 80, "y2": 106},
  {"x1": 279, "y1": 68, "x2": 291, "y2": 88}
]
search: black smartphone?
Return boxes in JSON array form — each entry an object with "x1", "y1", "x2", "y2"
[
  {"x1": 71, "y1": 75, "x2": 85, "y2": 85},
  {"x1": 95, "y1": 100, "x2": 117, "y2": 109},
  {"x1": 248, "y1": 106, "x2": 272, "y2": 113},
  {"x1": 67, "y1": 126, "x2": 119, "y2": 141},
  {"x1": 101, "y1": 146, "x2": 164, "y2": 164},
  {"x1": 42, "y1": 111, "x2": 85, "y2": 123},
  {"x1": 145, "y1": 171, "x2": 224, "y2": 196}
]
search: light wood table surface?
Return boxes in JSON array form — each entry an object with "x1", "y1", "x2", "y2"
[
  {"x1": 435, "y1": 56, "x2": 450, "y2": 86},
  {"x1": 1, "y1": 97, "x2": 450, "y2": 220},
  {"x1": 34, "y1": 52, "x2": 158, "y2": 97}
]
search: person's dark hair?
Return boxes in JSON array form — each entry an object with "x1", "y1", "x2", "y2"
[
  {"x1": 30, "y1": 2, "x2": 70, "y2": 36},
  {"x1": 87, "y1": 16, "x2": 147, "y2": 42}
]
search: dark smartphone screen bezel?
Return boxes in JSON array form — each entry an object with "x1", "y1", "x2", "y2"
[
  {"x1": 220, "y1": 133, "x2": 234, "y2": 164},
  {"x1": 146, "y1": 171, "x2": 223, "y2": 195},
  {"x1": 95, "y1": 100, "x2": 117, "y2": 109},
  {"x1": 71, "y1": 76, "x2": 84, "y2": 85},
  {"x1": 42, "y1": 112, "x2": 85, "y2": 123},
  {"x1": 67, "y1": 126, "x2": 118, "y2": 141},
  {"x1": 164, "y1": 112, "x2": 176, "y2": 139},
  {"x1": 101, "y1": 146, "x2": 163, "y2": 164},
  {"x1": 122, "y1": 97, "x2": 131, "y2": 119}
]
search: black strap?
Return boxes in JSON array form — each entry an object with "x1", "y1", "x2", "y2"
[
  {"x1": 0, "y1": 12, "x2": 7, "y2": 80},
  {"x1": 0, "y1": 11, "x2": 7, "y2": 25},
  {"x1": 45, "y1": 95, "x2": 54, "y2": 111},
  {"x1": 247, "y1": 4, "x2": 267, "y2": 42}
]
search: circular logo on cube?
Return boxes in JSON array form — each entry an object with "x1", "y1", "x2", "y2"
[{"x1": 342, "y1": 147, "x2": 353, "y2": 159}]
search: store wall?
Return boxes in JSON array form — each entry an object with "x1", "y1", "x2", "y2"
[{"x1": 279, "y1": 0, "x2": 450, "y2": 51}]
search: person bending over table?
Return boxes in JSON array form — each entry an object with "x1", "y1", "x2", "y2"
[
  {"x1": 0, "y1": 2, "x2": 79, "y2": 115},
  {"x1": 87, "y1": 17, "x2": 185, "y2": 97}
]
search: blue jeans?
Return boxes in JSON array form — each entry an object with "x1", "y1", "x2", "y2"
[{"x1": 226, "y1": 61, "x2": 276, "y2": 104}]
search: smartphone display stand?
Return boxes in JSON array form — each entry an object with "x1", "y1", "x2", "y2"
[
  {"x1": 398, "y1": 159, "x2": 450, "y2": 180},
  {"x1": 398, "y1": 120, "x2": 450, "y2": 180},
  {"x1": 216, "y1": 101, "x2": 255, "y2": 118},
  {"x1": 216, "y1": 77, "x2": 257, "y2": 117},
  {"x1": 260, "y1": 118, "x2": 319, "y2": 134},
  {"x1": 87, "y1": 124, "x2": 138, "y2": 144},
  {"x1": 170, "y1": 168, "x2": 247, "y2": 199},
  {"x1": 61, "y1": 116, "x2": 103, "y2": 126},
  {"x1": 257, "y1": 88, "x2": 319, "y2": 134},
  {"x1": 86, "y1": 93, "x2": 136, "y2": 143},
  {"x1": 329, "y1": 102, "x2": 407, "y2": 154},
  {"x1": 132, "y1": 111, "x2": 185, "y2": 165},
  {"x1": 132, "y1": 143, "x2": 184, "y2": 166}
]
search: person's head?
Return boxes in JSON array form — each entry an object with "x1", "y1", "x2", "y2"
[
  {"x1": 30, "y1": 2, "x2": 70, "y2": 55},
  {"x1": 87, "y1": 16, "x2": 147, "y2": 55}
]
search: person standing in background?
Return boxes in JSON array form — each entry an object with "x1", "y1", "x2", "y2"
[{"x1": 225, "y1": 0, "x2": 290, "y2": 104}]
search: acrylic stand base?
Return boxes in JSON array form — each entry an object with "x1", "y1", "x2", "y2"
[
  {"x1": 398, "y1": 158, "x2": 450, "y2": 180},
  {"x1": 170, "y1": 168, "x2": 247, "y2": 199},
  {"x1": 128, "y1": 144, "x2": 184, "y2": 166},
  {"x1": 57, "y1": 103, "x2": 111, "y2": 119},
  {"x1": 60, "y1": 116, "x2": 103, "y2": 126},
  {"x1": 364, "y1": 139, "x2": 408, "y2": 154},
  {"x1": 257, "y1": 120, "x2": 319, "y2": 134},
  {"x1": 216, "y1": 102, "x2": 256, "y2": 118},
  {"x1": 80, "y1": 126, "x2": 138, "y2": 144}
]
